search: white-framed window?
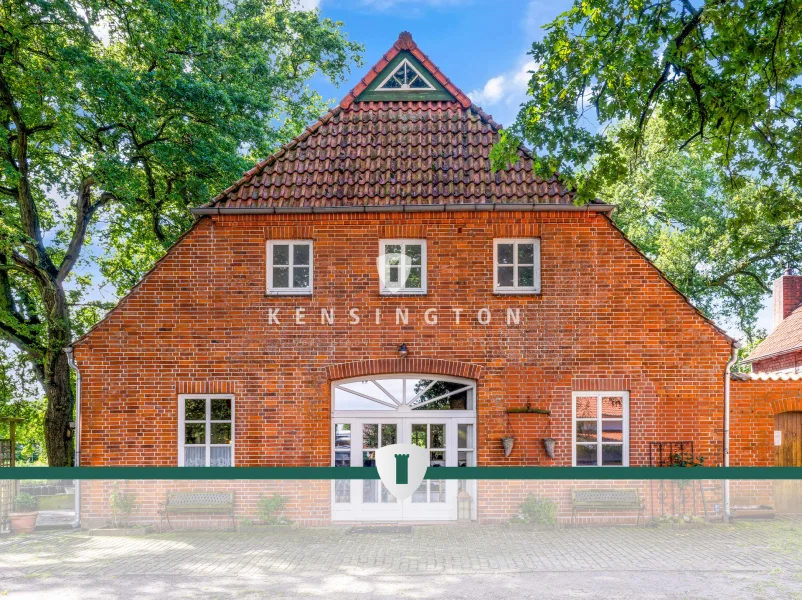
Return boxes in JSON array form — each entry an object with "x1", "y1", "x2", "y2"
[
  {"x1": 571, "y1": 391, "x2": 629, "y2": 467},
  {"x1": 378, "y1": 239, "x2": 427, "y2": 294},
  {"x1": 267, "y1": 240, "x2": 313, "y2": 294},
  {"x1": 493, "y1": 238, "x2": 541, "y2": 293},
  {"x1": 178, "y1": 395, "x2": 234, "y2": 467}
]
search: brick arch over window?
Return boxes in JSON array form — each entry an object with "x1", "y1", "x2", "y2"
[{"x1": 326, "y1": 358, "x2": 483, "y2": 382}]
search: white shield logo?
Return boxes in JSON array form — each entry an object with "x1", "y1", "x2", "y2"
[
  {"x1": 376, "y1": 251, "x2": 413, "y2": 294},
  {"x1": 375, "y1": 443, "x2": 429, "y2": 502}
]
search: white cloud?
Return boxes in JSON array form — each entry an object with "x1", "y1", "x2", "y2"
[{"x1": 467, "y1": 60, "x2": 537, "y2": 114}]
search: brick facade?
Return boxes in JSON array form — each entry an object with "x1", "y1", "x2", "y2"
[
  {"x1": 73, "y1": 210, "x2": 736, "y2": 470},
  {"x1": 71, "y1": 209, "x2": 778, "y2": 524}
]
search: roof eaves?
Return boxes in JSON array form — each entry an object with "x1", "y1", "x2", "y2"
[{"x1": 741, "y1": 344, "x2": 802, "y2": 364}]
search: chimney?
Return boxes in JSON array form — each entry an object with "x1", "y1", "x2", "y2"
[{"x1": 774, "y1": 267, "x2": 802, "y2": 329}]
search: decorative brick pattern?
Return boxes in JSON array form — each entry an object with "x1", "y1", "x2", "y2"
[
  {"x1": 571, "y1": 378, "x2": 632, "y2": 392},
  {"x1": 326, "y1": 358, "x2": 482, "y2": 382}
]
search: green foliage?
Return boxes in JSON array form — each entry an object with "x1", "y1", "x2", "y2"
[
  {"x1": 108, "y1": 484, "x2": 137, "y2": 528},
  {"x1": 668, "y1": 452, "x2": 706, "y2": 467},
  {"x1": 257, "y1": 493, "x2": 291, "y2": 525},
  {"x1": 511, "y1": 494, "x2": 558, "y2": 525},
  {"x1": 0, "y1": 0, "x2": 361, "y2": 464},
  {"x1": 12, "y1": 492, "x2": 38, "y2": 512},
  {"x1": 603, "y1": 117, "x2": 802, "y2": 339},
  {"x1": 0, "y1": 343, "x2": 45, "y2": 463},
  {"x1": 501, "y1": 1, "x2": 802, "y2": 205}
]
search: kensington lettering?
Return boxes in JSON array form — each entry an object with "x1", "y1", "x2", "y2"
[{"x1": 265, "y1": 307, "x2": 522, "y2": 326}]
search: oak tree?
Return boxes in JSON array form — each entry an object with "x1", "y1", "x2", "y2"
[{"x1": 0, "y1": 0, "x2": 361, "y2": 465}]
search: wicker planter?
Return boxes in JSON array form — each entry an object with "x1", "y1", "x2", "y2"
[
  {"x1": 502, "y1": 436, "x2": 515, "y2": 457},
  {"x1": 10, "y1": 512, "x2": 38, "y2": 534},
  {"x1": 542, "y1": 438, "x2": 556, "y2": 459}
]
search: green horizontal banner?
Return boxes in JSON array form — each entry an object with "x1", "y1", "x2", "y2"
[{"x1": 3, "y1": 466, "x2": 802, "y2": 480}]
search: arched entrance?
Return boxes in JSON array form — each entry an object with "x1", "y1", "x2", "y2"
[
  {"x1": 330, "y1": 374, "x2": 476, "y2": 521},
  {"x1": 774, "y1": 411, "x2": 802, "y2": 513}
]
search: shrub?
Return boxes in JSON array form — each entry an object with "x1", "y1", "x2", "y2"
[
  {"x1": 512, "y1": 494, "x2": 557, "y2": 525},
  {"x1": 109, "y1": 484, "x2": 137, "y2": 528},
  {"x1": 257, "y1": 493, "x2": 291, "y2": 525},
  {"x1": 13, "y1": 492, "x2": 37, "y2": 513}
]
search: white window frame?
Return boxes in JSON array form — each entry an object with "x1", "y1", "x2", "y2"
[
  {"x1": 493, "y1": 238, "x2": 541, "y2": 294},
  {"x1": 376, "y1": 58, "x2": 436, "y2": 91},
  {"x1": 378, "y1": 239, "x2": 427, "y2": 295},
  {"x1": 178, "y1": 394, "x2": 235, "y2": 467},
  {"x1": 266, "y1": 240, "x2": 314, "y2": 295},
  {"x1": 571, "y1": 391, "x2": 629, "y2": 467}
]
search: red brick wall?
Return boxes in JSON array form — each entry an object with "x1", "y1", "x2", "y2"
[
  {"x1": 74, "y1": 210, "x2": 734, "y2": 470},
  {"x1": 752, "y1": 349, "x2": 802, "y2": 374},
  {"x1": 80, "y1": 480, "x2": 330, "y2": 529},
  {"x1": 730, "y1": 377, "x2": 802, "y2": 467},
  {"x1": 74, "y1": 209, "x2": 744, "y2": 522},
  {"x1": 477, "y1": 479, "x2": 722, "y2": 524},
  {"x1": 774, "y1": 274, "x2": 802, "y2": 329}
]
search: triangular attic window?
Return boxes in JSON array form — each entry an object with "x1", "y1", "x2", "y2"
[{"x1": 376, "y1": 59, "x2": 435, "y2": 91}]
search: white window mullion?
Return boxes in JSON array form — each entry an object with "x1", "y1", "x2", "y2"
[{"x1": 597, "y1": 394, "x2": 603, "y2": 468}]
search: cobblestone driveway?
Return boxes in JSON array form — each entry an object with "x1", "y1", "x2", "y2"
[{"x1": 1, "y1": 520, "x2": 801, "y2": 598}]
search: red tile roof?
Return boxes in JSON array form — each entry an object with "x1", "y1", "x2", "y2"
[
  {"x1": 743, "y1": 304, "x2": 802, "y2": 363},
  {"x1": 198, "y1": 32, "x2": 574, "y2": 211}
]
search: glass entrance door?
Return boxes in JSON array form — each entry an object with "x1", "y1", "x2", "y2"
[
  {"x1": 331, "y1": 374, "x2": 477, "y2": 522},
  {"x1": 331, "y1": 416, "x2": 475, "y2": 521}
]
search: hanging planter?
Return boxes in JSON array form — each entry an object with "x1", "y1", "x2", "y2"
[
  {"x1": 502, "y1": 436, "x2": 515, "y2": 457},
  {"x1": 542, "y1": 437, "x2": 556, "y2": 459}
]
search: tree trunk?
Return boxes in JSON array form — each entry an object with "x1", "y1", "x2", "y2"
[
  {"x1": 41, "y1": 285, "x2": 75, "y2": 467},
  {"x1": 43, "y1": 349, "x2": 74, "y2": 466}
]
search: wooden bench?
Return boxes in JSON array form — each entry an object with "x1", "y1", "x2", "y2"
[
  {"x1": 571, "y1": 488, "x2": 645, "y2": 526},
  {"x1": 158, "y1": 491, "x2": 235, "y2": 530}
]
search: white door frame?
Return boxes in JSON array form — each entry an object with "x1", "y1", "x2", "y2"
[{"x1": 330, "y1": 374, "x2": 477, "y2": 522}]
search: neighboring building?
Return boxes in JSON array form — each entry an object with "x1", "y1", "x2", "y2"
[
  {"x1": 71, "y1": 33, "x2": 802, "y2": 526},
  {"x1": 743, "y1": 270, "x2": 802, "y2": 374}
]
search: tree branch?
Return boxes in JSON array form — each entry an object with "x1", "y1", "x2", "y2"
[{"x1": 56, "y1": 177, "x2": 114, "y2": 284}]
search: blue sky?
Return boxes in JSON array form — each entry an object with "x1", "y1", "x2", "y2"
[{"x1": 308, "y1": 0, "x2": 568, "y2": 127}]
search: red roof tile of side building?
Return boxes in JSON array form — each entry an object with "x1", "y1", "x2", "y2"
[
  {"x1": 743, "y1": 304, "x2": 802, "y2": 364},
  {"x1": 193, "y1": 32, "x2": 576, "y2": 212}
]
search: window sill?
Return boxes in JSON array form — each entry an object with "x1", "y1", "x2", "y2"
[
  {"x1": 266, "y1": 290, "x2": 314, "y2": 296},
  {"x1": 379, "y1": 290, "x2": 428, "y2": 296},
  {"x1": 493, "y1": 289, "x2": 541, "y2": 296}
]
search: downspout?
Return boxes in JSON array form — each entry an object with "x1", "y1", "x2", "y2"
[
  {"x1": 723, "y1": 341, "x2": 741, "y2": 522},
  {"x1": 64, "y1": 347, "x2": 81, "y2": 529}
]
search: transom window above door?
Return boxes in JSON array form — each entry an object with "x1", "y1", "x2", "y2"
[
  {"x1": 494, "y1": 238, "x2": 541, "y2": 294},
  {"x1": 267, "y1": 240, "x2": 313, "y2": 294},
  {"x1": 333, "y1": 376, "x2": 474, "y2": 412}
]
